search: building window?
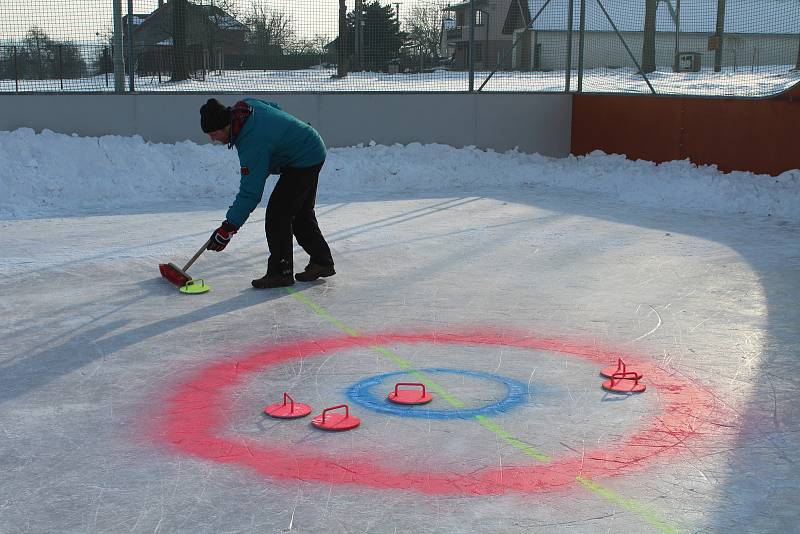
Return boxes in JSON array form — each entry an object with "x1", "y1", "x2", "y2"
[{"x1": 474, "y1": 10, "x2": 485, "y2": 26}]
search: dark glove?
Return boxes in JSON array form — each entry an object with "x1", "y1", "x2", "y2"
[{"x1": 207, "y1": 220, "x2": 238, "y2": 251}]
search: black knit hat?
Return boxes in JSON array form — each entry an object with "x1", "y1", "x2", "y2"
[{"x1": 200, "y1": 98, "x2": 230, "y2": 133}]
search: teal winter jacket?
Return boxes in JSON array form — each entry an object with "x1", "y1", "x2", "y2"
[{"x1": 225, "y1": 98, "x2": 326, "y2": 228}]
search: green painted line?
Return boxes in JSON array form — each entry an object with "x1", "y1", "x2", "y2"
[
  {"x1": 289, "y1": 289, "x2": 465, "y2": 408},
  {"x1": 368, "y1": 344, "x2": 414, "y2": 368},
  {"x1": 474, "y1": 415, "x2": 551, "y2": 461},
  {"x1": 287, "y1": 287, "x2": 680, "y2": 533},
  {"x1": 287, "y1": 289, "x2": 360, "y2": 337},
  {"x1": 576, "y1": 476, "x2": 682, "y2": 534}
]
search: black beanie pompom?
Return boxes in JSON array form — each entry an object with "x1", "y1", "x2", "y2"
[{"x1": 200, "y1": 98, "x2": 230, "y2": 133}]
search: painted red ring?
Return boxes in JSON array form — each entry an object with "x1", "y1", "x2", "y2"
[{"x1": 151, "y1": 329, "x2": 724, "y2": 495}]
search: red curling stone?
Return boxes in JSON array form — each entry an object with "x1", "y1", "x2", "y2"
[
  {"x1": 264, "y1": 392, "x2": 312, "y2": 419},
  {"x1": 600, "y1": 357, "x2": 642, "y2": 380},
  {"x1": 387, "y1": 382, "x2": 433, "y2": 405},
  {"x1": 312, "y1": 404, "x2": 361, "y2": 431},
  {"x1": 602, "y1": 371, "x2": 646, "y2": 394}
]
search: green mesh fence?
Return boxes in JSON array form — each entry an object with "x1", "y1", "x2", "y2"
[{"x1": 1, "y1": 0, "x2": 798, "y2": 95}]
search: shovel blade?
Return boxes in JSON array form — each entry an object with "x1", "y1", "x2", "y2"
[{"x1": 159, "y1": 262, "x2": 191, "y2": 287}]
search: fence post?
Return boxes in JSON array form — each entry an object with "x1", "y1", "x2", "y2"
[
  {"x1": 565, "y1": 0, "x2": 574, "y2": 91},
  {"x1": 13, "y1": 46, "x2": 19, "y2": 92},
  {"x1": 468, "y1": 0, "x2": 475, "y2": 91},
  {"x1": 127, "y1": 0, "x2": 135, "y2": 91},
  {"x1": 673, "y1": 0, "x2": 681, "y2": 71},
  {"x1": 112, "y1": 0, "x2": 125, "y2": 92},
  {"x1": 104, "y1": 47, "x2": 110, "y2": 87},
  {"x1": 336, "y1": 0, "x2": 348, "y2": 78},
  {"x1": 795, "y1": 33, "x2": 800, "y2": 70},
  {"x1": 577, "y1": 0, "x2": 585, "y2": 91},
  {"x1": 58, "y1": 44, "x2": 64, "y2": 90},
  {"x1": 354, "y1": 0, "x2": 362, "y2": 71}
]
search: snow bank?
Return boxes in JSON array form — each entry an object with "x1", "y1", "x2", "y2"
[{"x1": 1, "y1": 128, "x2": 798, "y2": 221}]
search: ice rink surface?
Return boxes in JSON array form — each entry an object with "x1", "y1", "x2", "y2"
[{"x1": 1, "y1": 184, "x2": 799, "y2": 533}]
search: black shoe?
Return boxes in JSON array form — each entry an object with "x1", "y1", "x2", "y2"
[
  {"x1": 295, "y1": 263, "x2": 336, "y2": 282},
  {"x1": 251, "y1": 273, "x2": 295, "y2": 289}
]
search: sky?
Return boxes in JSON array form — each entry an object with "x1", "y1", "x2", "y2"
[
  {"x1": 0, "y1": 0, "x2": 417, "y2": 42},
  {"x1": 3, "y1": 0, "x2": 798, "y2": 43}
]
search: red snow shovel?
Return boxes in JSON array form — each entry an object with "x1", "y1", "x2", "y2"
[{"x1": 159, "y1": 238, "x2": 212, "y2": 287}]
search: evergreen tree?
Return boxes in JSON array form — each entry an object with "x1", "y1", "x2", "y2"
[{"x1": 345, "y1": 1, "x2": 406, "y2": 72}]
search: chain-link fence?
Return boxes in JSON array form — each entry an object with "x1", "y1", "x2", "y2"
[{"x1": 1, "y1": 0, "x2": 799, "y2": 96}]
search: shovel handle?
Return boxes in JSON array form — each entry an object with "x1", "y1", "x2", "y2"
[{"x1": 182, "y1": 238, "x2": 213, "y2": 272}]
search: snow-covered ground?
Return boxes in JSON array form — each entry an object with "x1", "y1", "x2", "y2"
[
  {"x1": 1, "y1": 128, "x2": 798, "y2": 222},
  {"x1": 1, "y1": 65, "x2": 798, "y2": 97},
  {"x1": 1, "y1": 129, "x2": 799, "y2": 533}
]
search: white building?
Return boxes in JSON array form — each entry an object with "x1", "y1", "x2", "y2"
[{"x1": 510, "y1": 0, "x2": 800, "y2": 71}]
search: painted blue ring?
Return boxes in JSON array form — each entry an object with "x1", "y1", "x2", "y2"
[{"x1": 346, "y1": 368, "x2": 528, "y2": 419}]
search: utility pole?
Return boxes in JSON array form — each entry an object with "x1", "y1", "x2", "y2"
[
  {"x1": 393, "y1": 2, "x2": 401, "y2": 24},
  {"x1": 112, "y1": 0, "x2": 125, "y2": 92}
]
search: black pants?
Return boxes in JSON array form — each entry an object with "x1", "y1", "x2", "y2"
[{"x1": 265, "y1": 161, "x2": 333, "y2": 276}]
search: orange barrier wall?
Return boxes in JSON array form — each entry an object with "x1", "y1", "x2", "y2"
[{"x1": 571, "y1": 83, "x2": 800, "y2": 176}]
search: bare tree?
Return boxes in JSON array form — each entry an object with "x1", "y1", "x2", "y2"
[
  {"x1": 287, "y1": 34, "x2": 329, "y2": 55},
  {"x1": 406, "y1": 2, "x2": 443, "y2": 60},
  {"x1": 244, "y1": 3, "x2": 294, "y2": 53},
  {"x1": 5, "y1": 26, "x2": 87, "y2": 80},
  {"x1": 641, "y1": 0, "x2": 658, "y2": 74}
]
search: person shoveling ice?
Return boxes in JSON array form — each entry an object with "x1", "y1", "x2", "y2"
[{"x1": 200, "y1": 97, "x2": 336, "y2": 289}]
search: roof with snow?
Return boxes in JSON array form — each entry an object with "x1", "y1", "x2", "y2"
[
  {"x1": 527, "y1": 0, "x2": 800, "y2": 34},
  {"x1": 198, "y1": 5, "x2": 247, "y2": 31}
]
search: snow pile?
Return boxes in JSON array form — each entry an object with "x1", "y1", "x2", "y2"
[{"x1": 1, "y1": 128, "x2": 798, "y2": 221}]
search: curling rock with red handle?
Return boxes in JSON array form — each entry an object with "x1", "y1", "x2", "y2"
[{"x1": 312, "y1": 404, "x2": 360, "y2": 431}]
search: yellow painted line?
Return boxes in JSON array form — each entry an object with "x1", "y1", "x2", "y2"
[{"x1": 286, "y1": 287, "x2": 682, "y2": 533}]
